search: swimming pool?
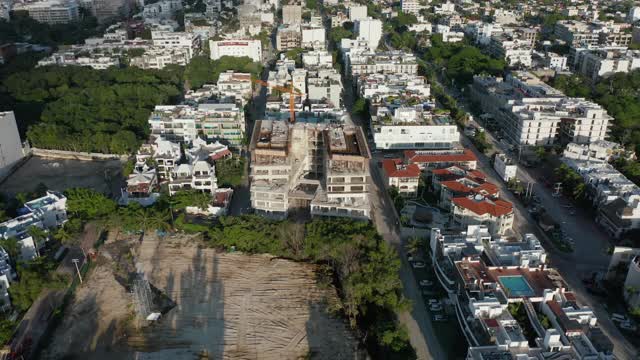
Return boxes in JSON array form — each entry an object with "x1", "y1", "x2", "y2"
[{"x1": 499, "y1": 275, "x2": 535, "y2": 297}]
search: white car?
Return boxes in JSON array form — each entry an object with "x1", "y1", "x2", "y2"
[
  {"x1": 428, "y1": 299, "x2": 441, "y2": 305},
  {"x1": 420, "y1": 280, "x2": 434, "y2": 287},
  {"x1": 429, "y1": 304, "x2": 443, "y2": 312},
  {"x1": 411, "y1": 262, "x2": 426, "y2": 269}
]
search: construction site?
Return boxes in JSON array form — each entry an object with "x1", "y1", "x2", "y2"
[
  {"x1": 249, "y1": 120, "x2": 371, "y2": 220},
  {"x1": 41, "y1": 231, "x2": 359, "y2": 360}
]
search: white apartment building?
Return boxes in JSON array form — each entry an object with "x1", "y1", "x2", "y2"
[
  {"x1": 434, "y1": 1, "x2": 455, "y2": 15},
  {"x1": 370, "y1": 107, "x2": 460, "y2": 150},
  {"x1": 348, "y1": 4, "x2": 367, "y2": 21},
  {"x1": 0, "y1": 112, "x2": 25, "y2": 182},
  {"x1": 152, "y1": 31, "x2": 200, "y2": 60},
  {"x1": 470, "y1": 72, "x2": 611, "y2": 148},
  {"x1": 401, "y1": 0, "x2": 420, "y2": 15},
  {"x1": 216, "y1": 71, "x2": 253, "y2": 100},
  {"x1": 488, "y1": 35, "x2": 533, "y2": 67},
  {"x1": 210, "y1": 39, "x2": 262, "y2": 62},
  {"x1": 249, "y1": 120, "x2": 371, "y2": 220},
  {"x1": 136, "y1": 137, "x2": 181, "y2": 180},
  {"x1": 38, "y1": 51, "x2": 120, "y2": 69},
  {"x1": 574, "y1": 49, "x2": 640, "y2": 80},
  {"x1": 492, "y1": 9, "x2": 520, "y2": 25},
  {"x1": 148, "y1": 103, "x2": 245, "y2": 146},
  {"x1": 355, "y1": 17, "x2": 382, "y2": 50},
  {"x1": 485, "y1": 233, "x2": 547, "y2": 268},
  {"x1": 308, "y1": 75, "x2": 342, "y2": 108},
  {"x1": 0, "y1": 191, "x2": 67, "y2": 260},
  {"x1": 301, "y1": 26, "x2": 326, "y2": 49},
  {"x1": 561, "y1": 155, "x2": 640, "y2": 239},
  {"x1": 143, "y1": 0, "x2": 181, "y2": 19},
  {"x1": 345, "y1": 50, "x2": 419, "y2": 78},
  {"x1": 302, "y1": 50, "x2": 333, "y2": 68},
  {"x1": 493, "y1": 153, "x2": 517, "y2": 182},
  {"x1": 555, "y1": 20, "x2": 632, "y2": 48},
  {"x1": 624, "y1": 256, "x2": 640, "y2": 308},
  {"x1": 545, "y1": 52, "x2": 568, "y2": 71},
  {"x1": 168, "y1": 160, "x2": 217, "y2": 195},
  {"x1": 130, "y1": 48, "x2": 190, "y2": 69},
  {"x1": 357, "y1": 73, "x2": 431, "y2": 99},
  {"x1": 13, "y1": 0, "x2": 79, "y2": 24}
]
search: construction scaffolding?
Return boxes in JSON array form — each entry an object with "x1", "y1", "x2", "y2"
[{"x1": 132, "y1": 273, "x2": 157, "y2": 321}]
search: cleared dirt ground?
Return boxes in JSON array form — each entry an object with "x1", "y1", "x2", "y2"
[
  {"x1": 42, "y1": 233, "x2": 358, "y2": 360},
  {"x1": 0, "y1": 157, "x2": 124, "y2": 197}
]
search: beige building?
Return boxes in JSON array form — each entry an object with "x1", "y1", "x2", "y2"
[
  {"x1": 282, "y1": 4, "x2": 302, "y2": 25},
  {"x1": 249, "y1": 120, "x2": 371, "y2": 220},
  {"x1": 276, "y1": 24, "x2": 302, "y2": 51}
]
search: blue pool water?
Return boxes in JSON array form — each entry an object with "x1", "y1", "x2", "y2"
[{"x1": 499, "y1": 275, "x2": 535, "y2": 297}]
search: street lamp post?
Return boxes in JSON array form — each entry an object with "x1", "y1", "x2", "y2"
[{"x1": 72, "y1": 258, "x2": 83, "y2": 284}]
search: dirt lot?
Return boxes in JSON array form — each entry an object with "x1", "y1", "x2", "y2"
[
  {"x1": 0, "y1": 156, "x2": 124, "y2": 197},
  {"x1": 42, "y1": 233, "x2": 358, "y2": 360}
]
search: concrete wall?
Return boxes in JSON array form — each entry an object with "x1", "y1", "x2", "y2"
[{"x1": 31, "y1": 148, "x2": 128, "y2": 161}]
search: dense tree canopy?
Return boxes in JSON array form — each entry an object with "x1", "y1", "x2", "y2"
[
  {"x1": 424, "y1": 34, "x2": 506, "y2": 85},
  {"x1": 0, "y1": 11, "x2": 101, "y2": 46},
  {"x1": 2, "y1": 66, "x2": 182, "y2": 154},
  {"x1": 184, "y1": 55, "x2": 263, "y2": 90}
]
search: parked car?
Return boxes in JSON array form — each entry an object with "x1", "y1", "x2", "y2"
[
  {"x1": 620, "y1": 321, "x2": 637, "y2": 331},
  {"x1": 433, "y1": 314, "x2": 447, "y2": 322},
  {"x1": 411, "y1": 262, "x2": 426, "y2": 269},
  {"x1": 612, "y1": 314, "x2": 628, "y2": 322},
  {"x1": 429, "y1": 304, "x2": 443, "y2": 312},
  {"x1": 420, "y1": 280, "x2": 434, "y2": 287}
]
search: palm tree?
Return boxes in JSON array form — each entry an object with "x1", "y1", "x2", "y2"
[
  {"x1": 27, "y1": 226, "x2": 48, "y2": 254},
  {"x1": 0, "y1": 237, "x2": 20, "y2": 262},
  {"x1": 148, "y1": 209, "x2": 172, "y2": 232},
  {"x1": 405, "y1": 237, "x2": 422, "y2": 255},
  {"x1": 53, "y1": 227, "x2": 75, "y2": 246}
]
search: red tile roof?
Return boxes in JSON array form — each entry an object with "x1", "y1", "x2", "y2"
[
  {"x1": 483, "y1": 318, "x2": 500, "y2": 328},
  {"x1": 452, "y1": 196, "x2": 513, "y2": 217},
  {"x1": 210, "y1": 149, "x2": 232, "y2": 161},
  {"x1": 440, "y1": 178, "x2": 499, "y2": 197},
  {"x1": 405, "y1": 149, "x2": 477, "y2": 164},
  {"x1": 382, "y1": 159, "x2": 421, "y2": 178},
  {"x1": 441, "y1": 180, "x2": 472, "y2": 193}
]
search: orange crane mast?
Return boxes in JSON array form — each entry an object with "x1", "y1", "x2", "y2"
[{"x1": 252, "y1": 79, "x2": 304, "y2": 123}]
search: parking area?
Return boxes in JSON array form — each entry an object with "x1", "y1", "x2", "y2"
[{"x1": 405, "y1": 245, "x2": 467, "y2": 360}]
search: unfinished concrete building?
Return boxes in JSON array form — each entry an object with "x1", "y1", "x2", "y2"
[{"x1": 249, "y1": 120, "x2": 371, "y2": 220}]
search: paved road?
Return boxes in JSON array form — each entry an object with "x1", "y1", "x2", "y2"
[
  {"x1": 229, "y1": 50, "x2": 273, "y2": 216},
  {"x1": 339, "y1": 55, "x2": 443, "y2": 358},
  {"x1": 368, "y1": 157, "x2": 446, "y2": 360}
]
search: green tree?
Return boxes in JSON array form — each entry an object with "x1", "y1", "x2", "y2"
[
  {"x1": 65, "y1": 188, "x2": 117, "y2": 220},
  {"x1": 0, "y1": 237, "x2": 20, "y2": 261},
  {"x1": 0, "y1": 318, "x2": 15, "y2": 346},
  {"x1": 27, "y1": 226, "x2": 48, "y2": 250},
  {"x1": 9, "y1": 258, "x2": 67, "y2": 312}
]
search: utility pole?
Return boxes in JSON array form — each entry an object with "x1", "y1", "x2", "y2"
[
  {"x1": 72, "y1": 258, "x2": 83, "y2": 284},
  {"x1": 553, "y1": 182, "x2": 562, "y2": 197}
]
